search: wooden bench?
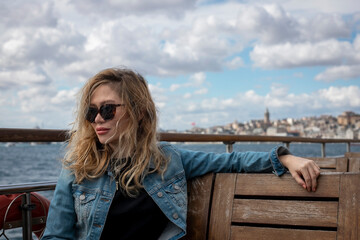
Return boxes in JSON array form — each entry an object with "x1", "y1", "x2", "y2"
[
  {"x1": 182, "y1": 172, "x2": 360, "y2": 240},
  {"x1": 307, "y1": 153, "x2": 360, "y2": 172},
  {"x1": 307, "y1": 157, "x2": 348, "y2": 172},
  {"x1": 345, "y1": 152, "x2": 360, "y2": 172}
]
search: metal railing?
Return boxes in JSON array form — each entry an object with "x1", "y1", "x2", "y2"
[
  {"x1": 0, "y1": 182, "x2": 56, "y2": 240},
  {"x1": 1, "y1": 128, "x2": 360, "y2": 239}
]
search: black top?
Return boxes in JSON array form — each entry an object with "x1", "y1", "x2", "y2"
[{"x1": 100, "y1": 187, "x2": 168, "y2": 240}]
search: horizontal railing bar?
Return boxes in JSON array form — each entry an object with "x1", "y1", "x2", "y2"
[
  {"x1": 1, "y1": 128, "x2": 360, "y2": 144},
  {"x1": 0, "y1": 128, "x2": 68, "y2": 142},
  {"x1": 0, "y1": 181, "x2": 57, "y2": 195}
]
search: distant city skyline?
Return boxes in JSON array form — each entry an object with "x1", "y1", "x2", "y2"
[
  {"x1": 181, "y1": 110, "x2": 360, "y2": 140},
  {"x1": 0, "y1": 1, "x2": 359, "y2": 130},
  {"x1": 181, "y1": 108, "x2": 360, "y2": 128}
]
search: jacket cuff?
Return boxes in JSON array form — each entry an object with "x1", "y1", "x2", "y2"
[{"x1": 270, "y1": 146, "x2": 291, "y2": 176}]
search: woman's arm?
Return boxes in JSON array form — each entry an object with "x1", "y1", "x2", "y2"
[
  {"x1": 169, "y1": 143, "x2": 320, "y2": 192},
  {"x1": 173, "y1": 144, "x2": 287, "y2": 179}
]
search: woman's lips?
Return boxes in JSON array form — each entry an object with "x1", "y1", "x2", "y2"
[{"x1": 96, "y1": 127, "x2": 110, "y2": 135}]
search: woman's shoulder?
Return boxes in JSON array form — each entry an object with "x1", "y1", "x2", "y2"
[
  {"x1": 157, "y1": 141, "x2": 180, "y2": 155},
  {"x1": 157, "y1": 141, "x2": 172, "y2": 148}
]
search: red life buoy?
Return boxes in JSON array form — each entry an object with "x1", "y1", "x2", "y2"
[{"x1": 0, "y1": 192, "x2": 50, "y2": 239}]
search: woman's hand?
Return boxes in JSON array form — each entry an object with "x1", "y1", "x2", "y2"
[{"x1": 279, "y1": 155, "x2": 320, "y2": 192}]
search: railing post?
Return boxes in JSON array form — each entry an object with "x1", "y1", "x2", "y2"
[
  {"x1": 321, "y1": 143, "x2": 326, "y2": 157},
  {"x1": 223, "y1": 141, "x2": 235, "y2": 153},
  {"x1": 283, "y1": 142, "x2": 290, "y2": 149},
  {"x1": 346, "y1": 142, "x2": 350, "y2": 153},
  {"x1": 21, "y1": 193, "x2": 33, "y2": 240}
]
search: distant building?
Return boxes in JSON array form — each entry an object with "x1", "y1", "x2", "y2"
[
  {"x1": 266, "y1": 126, "x2": 287, "y2": 136},
  {"x1": 264, "y1": 108, "x2": 270, "y2": 126},
  {"x1": 338, "y1": 111, "x2": 360, "y2": 126}
]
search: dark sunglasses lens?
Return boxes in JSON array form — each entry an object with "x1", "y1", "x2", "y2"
[
  {"x1": 100, "y1": 105, "x2": 116, "y2": 121},
  {"x1": 86, "y1": 107, "x2": 98, "y2": 123}
]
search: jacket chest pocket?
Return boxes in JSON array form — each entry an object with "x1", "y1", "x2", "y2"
[
  {"x1": 164, "y1": 177, "x2": 187, "y2": 208},
  {"x1": 73, "y1": 190, "x2": 96, "y2": 221}
]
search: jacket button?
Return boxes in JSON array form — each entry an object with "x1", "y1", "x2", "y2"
[
  {"x1": 172, "y1": 213, "x2": 179, "y2": 220},
  {"x1": 79, "y1": 194, "x2": 85, "y2": 200},
  {"x1": 157, "y1": 192, "x2": 163, "y2": 198},
  {"x1": 173, "y1": 184, "x2": 180, "y2": 190}
]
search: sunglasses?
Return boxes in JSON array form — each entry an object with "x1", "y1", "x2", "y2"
[{"x1": 86, "y1": 104, "x2": 125, "y2": 123}]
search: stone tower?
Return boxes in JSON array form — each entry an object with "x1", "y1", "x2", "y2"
[{"x1": 264, "y1": 108, "x2": 270, "y2": 125}]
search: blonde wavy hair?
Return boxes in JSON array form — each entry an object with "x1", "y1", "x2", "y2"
[{"x1": 64, "y1": 68, "x2": 168, "y2": 196}]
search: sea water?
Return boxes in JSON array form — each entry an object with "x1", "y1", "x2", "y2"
[{"x1": 0, "y1": 142, "x2": 359, "y2": 239}]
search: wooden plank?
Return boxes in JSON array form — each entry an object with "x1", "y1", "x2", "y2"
[
  {"x1": 232, "y1": 199, "x2": 338, "y2": 227},
  {"x1": 348, "y1": 158, "x2": 360, "y2": 172},
  {"x1": 208, "y1": 173, "x2": 237, "y2": 240},
  {"x1": 336, "y1": 157, "x2": 349, "y2": 172},
  {"x1": 308, "y1": 157, "x2": 337, "y2": 169},
  {"x1": 181, "y1": 173, "x2": 214, "y2": 240},
  {"x1": 230, "y1": 226, "x2": 336, "y2": 240},
  {"x1": 345, "y1": 152, "x2": 360, "y2": 158},
  {"x1": 235, "y1": 174, "x2": 340, "y2": 197},
  {"x1": 337, "y1": 173, "x2": 360, "y2": 240}
]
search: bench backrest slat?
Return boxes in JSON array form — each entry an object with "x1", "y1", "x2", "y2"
[
  {"x1": 345, "y1": 152, "x2": 360, "y2": 172},
  {"x1": 207, "y1": 173, "x2": 359, "y2": 240},
  {"x1": 235, "y1": 174, "x2": 340, "y2": 197},
  {"x1": 337, "y1": 173, "x2": 360, "y2": 240},
  {"x1": 181, "y1": 173, "x2": 214, "y2": 240},
  {"x1": 349, "y1": 157, "x2": 360, "y2": 172},
  {"x1": 208, "y1": 173, "x2": 236, "y2": 240},
  {"x1": 230, "y1": 226, "x2": 337, "y2": 240},
  {"x1": 308, "y1": 157, "x2": 348, "y2": 172}
]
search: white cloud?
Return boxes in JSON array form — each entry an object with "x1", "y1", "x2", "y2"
[
  {"x1": 149, "y1": 83, "x2": 168, "y2": 109},
  {"x1": 225, "y1": 57, "x2": 244, "y2": 69},
  {"x1": 250, "y1": 39, "x2": 353, "y2": 68},
  {"x1": 315, "y1": 65, "x2": 360, "y2": 82},
  {"x1": 0, "y1": 69, "x2": 50, "y2": 90},
  {"x1": 18, "y1": 87, "x2": 57, "y2": 113},
  {"x1": 70, "y1": 0, "x2": 197, "y2": 18},
  {"x1": 188, "y1": 72, "x2": 206, "y2": 86},
  {"x1": 159, "y1": 85, "x2": 360, "y2": 129},
  {"x1": 170, "y1": 84, "x2": 181, "y2": 92},
  {"x1": 0, "y1": 1, "x2": 57, "y2": 28},
  {"x1": 271, "y1": 0, "x2": 360, "y2": 15},
  {"x1": 51, "y1": 88, "x2": 78, "y2": 105},
  {"x1": 167, "y1": 72, "x2": 208, "y2": 94},
  {"x1": 184, "y1": 93, "x2": 192, "y2": 99},
  {"x1": 0, "y1": 0, "x2": 359, "y2": 130},
  {"x1": 318, "y1": 86, "x2": 360, "y2": 107},
  {"x1": 194, "y1": 88, "x2": 208, "y2": 95}
]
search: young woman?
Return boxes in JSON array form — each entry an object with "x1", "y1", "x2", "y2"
[{"x1": 42, "y1": 68, "x2": 320, "y2": 240}]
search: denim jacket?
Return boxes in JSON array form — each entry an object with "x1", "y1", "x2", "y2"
[{"x1": 42, "y1": 142, "x2": 288, "y2": 240}]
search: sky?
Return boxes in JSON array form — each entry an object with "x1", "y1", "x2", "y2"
[{"x1": 0, "y1": 0, "x2": 360, "y2": 131}]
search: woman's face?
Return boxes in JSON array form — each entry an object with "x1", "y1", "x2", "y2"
[{"x1": 89, "y1": 84, "x2": 129, "y2": 149}]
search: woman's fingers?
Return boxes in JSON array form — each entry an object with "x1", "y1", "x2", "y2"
[
  {"x1": 279, "y1": 155, "x2": 321, "y2": 192},
  {"x1": 299, "y1": 168, "x2": 312, "y2": 192},
  {"x1": 290, "y1": 171, "x2": 307, "y2": 190},
  {"x1": 298, "y1": 161, "x2": 320, "y2": 192},
  {"x1": 309, "y1": 162, "x2": 321, "y2": 191}
]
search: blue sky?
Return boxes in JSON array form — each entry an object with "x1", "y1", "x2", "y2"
[{"x1": 0, "y1": 0, "x2": 360, "y2": 131}]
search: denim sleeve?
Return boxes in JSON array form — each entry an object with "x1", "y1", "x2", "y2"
[
  {"x1": 42, "y1": 167, "x2": 77, "y2": 239},
  {"x1": 175, "y1": 145, "x2": 288, "y2": 179}
]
